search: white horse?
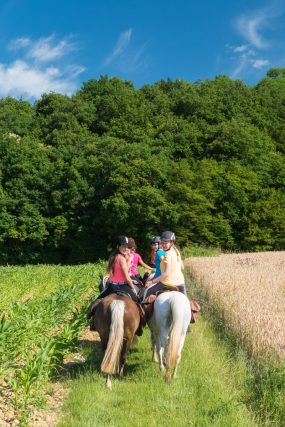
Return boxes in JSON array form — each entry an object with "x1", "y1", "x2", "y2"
[{"x1": 148, "y1": 291, "x2": 191, "y2": 382}]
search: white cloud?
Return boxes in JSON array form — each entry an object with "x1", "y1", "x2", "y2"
[
  {"x1": 9, "y1": 35, "x2": 74, "y2": 62},
  {"x1": 228, "y1": 43, "x2": 269, "y2": 78},
  {"x1": 102, "y1": 29, "x2": 148, "y2": 75},
  {"x1": 1, "y1": 35, "x2": 85, "y2": 99},
  {"x1": 9, "y1": 37, "x2": 30, "y2": 49},
  {"x1": 104, "y1": 28, "x2": 132, "y2": 65},
  {"x1": 236, "y1": 13, "x2": 268, "y2": 49},
  {"x1": 251, "y1": 59, "x2": 269, "y2": 69},
  {"x1": 112, "y1": 29, "x2": 132, "y2": 57},
  {"x1": 233, "y1": 44, "x2": 249, "y2": 53},
  {"x1": 226, "y1": 6, "x2": 283, "y2": 79},
  {"x1": 231, "y1": 57, "x2": 247, "y2": 79},
  {"x1": 0, "y1": 60, "x2": 78, "y2": 98}
]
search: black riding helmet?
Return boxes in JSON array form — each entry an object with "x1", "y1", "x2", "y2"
[
  {"x1": 151, "y1": 236, "x2": 161, "y2": 244},
  {"x1": 116, "y1": 235, "x2": 129, "y2": 246},
  {"x1": 160, "y1": 231, "x2": 176, "y2": 241}
]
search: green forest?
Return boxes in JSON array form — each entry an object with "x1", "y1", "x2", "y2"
[{"x1": 0, "y1": 69, "x2": 285, "y2": 264}]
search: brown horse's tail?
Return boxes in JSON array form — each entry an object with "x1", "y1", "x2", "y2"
[{"x1": 101, "y1": 300, "x2": 125, "y2": 375}]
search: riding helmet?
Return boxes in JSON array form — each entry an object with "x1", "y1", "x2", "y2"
[
  {"x1": 151, "y1": 236, "x2": 161, "y2": 244},
  {"x1": 116, "y1": 235, "x2": 129, "y2": 246},
  {"x1": 160, "y1": 231, "x2": 176, "y2": 241}
]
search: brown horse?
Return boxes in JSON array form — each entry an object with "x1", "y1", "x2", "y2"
[{"x1": 89, "y1": 293, "x2": 140, "y2": 389}]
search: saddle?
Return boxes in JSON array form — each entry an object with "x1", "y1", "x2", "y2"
[
  {"x1": 190, "y1": 299, "x2": 201, "y2": 323},
  {"x1": 156, "y1": 285, "x2": 180, "y2": 295},
  {"x1": 114, "y1": 290, "x2": 132, "y2": 299},
  {"x1": 141, "y1": 288, "x2": 201, "y2": 324},
  {"x1": 141, "y1": 294, "x2": 156, "y2": 321}
]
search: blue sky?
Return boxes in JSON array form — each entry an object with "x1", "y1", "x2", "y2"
[{"x1": 0, "y1": 0, "x2": 285, "y2": 99}]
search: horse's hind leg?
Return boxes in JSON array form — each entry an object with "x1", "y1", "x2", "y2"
[
  {"x1": 166, "y1": 368, "x2": 171, "y2": 383},
  {"x1": 173, "y1": 332, "x2": 187, "y2": 379},
  {"x1": 119, "y1": 337, "x2": 131, "y2": 379},
  {"x1": 151, "y1": 331, "x2": 158, "y2": 363},
  {"x1": 165, "y1": 350, "x2": 173, "y2": 383},
  {"x1": 157, "y1": 330, "x2": 168, "y2": 372},
  {"x1": 106, "y1": 374, "x2": 112, "y2": 390}
]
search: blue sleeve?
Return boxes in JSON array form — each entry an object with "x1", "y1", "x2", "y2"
[{"x1": 157, "y1": 250, "x2": 165, "y2": 257}]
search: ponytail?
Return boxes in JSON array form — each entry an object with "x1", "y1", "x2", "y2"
[
  {"x1": 108, "y1": 248, "x2": 120, "y2": 274},
  {"x1": 172, "y1": 244, "x2": 184, "y2": 270}
]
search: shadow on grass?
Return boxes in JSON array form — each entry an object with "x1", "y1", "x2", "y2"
[{"x1": 55, "y1": 333, "x2": 144, "y2": 383}]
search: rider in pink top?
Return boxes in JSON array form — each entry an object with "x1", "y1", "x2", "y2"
[
  {"x1": 128, "y1": 237, "x2": 153, "y2": 282},
  {"x1": 130, "y1": 252, "x2": 142, "y2": 276},
  {"x1": 88, "y1": 236, "x2": 138, "y2": 303},
  {"x1": 109, "y1": 254, "x2": 128, "y2": 282}
]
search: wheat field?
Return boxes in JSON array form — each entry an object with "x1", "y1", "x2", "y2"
[{"x1": 185, "y1": 251, "x2": 285, "y2": 360}]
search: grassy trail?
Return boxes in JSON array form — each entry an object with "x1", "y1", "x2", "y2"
[{"x1": 58, "y1": 316, "x2": 257, "y2": 427}]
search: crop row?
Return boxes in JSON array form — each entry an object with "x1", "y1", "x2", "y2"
[{"x1": 0, "y1": 263, "x2": 104, "y2": 424}]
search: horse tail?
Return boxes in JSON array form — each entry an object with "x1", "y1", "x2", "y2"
[
  {"x1": 168, "y1": 294, "x2": 184, "y2": 369},
  {"x1": 101, "y1": 300, "x2": 125, "y2": 375}
]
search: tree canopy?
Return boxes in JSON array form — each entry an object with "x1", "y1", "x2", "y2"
[{"x1": 0, "y1": 72, "x2": 284, "y2": 263}]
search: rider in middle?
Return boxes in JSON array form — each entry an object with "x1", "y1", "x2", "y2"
[
  {"x1": 128, "y1": 237, "x2": 153, "y2": 283},
  {"x1": 152, "y1": 236, "x2": 165, "y2": 280}
]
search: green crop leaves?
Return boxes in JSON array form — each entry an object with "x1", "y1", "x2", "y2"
[{"x1": 0, "y1": 263, "x2": 101, "y2": 422}]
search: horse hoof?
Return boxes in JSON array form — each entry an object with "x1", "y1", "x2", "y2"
[
  {"x1": 106, "y1": 377, "x2": 112, "y2": 390},
  {"x1": 166, "y1": 372, "x2": 171, "y2": 383}
]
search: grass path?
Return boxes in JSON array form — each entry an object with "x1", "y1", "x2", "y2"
[{"x1": 57, "y1": 316, "x2": 257, "y2": 427}]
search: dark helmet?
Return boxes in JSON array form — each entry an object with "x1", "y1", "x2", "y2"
[
  {"x1": 160, "y1": 231, "x2": 176, "y2": 241},
  {"x1": 151, "y1": 236, "x2": 161, "y2": 244},
  {"x1": 116, "y1": 235, "x2": 129, "y2": 246}
]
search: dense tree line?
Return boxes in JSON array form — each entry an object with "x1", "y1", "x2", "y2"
[{"x1": 0, "y1": 70, "x2": 284, "y2": 263}]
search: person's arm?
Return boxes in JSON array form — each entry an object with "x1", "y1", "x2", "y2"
[
  {"x1": 119, "y1": 255, "x2": 137, "y2": 292},
  {"x1": 139, "y1": 257, "x2": 154, "y2": 271},
  {"x1": 146, "y1": 261, "x2": 171, "y2": 286},
  {"x1": 125, "y1": 250, "x2": 132, "y2": 271}
]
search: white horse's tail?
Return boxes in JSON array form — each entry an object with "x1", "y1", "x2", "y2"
[
  {"x1": 168, "y1": 295, "x2": 184, "y2": 369},
  {"x1": 101, "y1": 300, "x2": 125, "y2": 374}
]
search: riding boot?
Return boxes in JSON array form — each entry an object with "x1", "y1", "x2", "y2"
[
  {"x1": 141, "y1": 294, "x2": 156, "y2": 322},
  {"x1": 135, "y1": 304, "x2": 146, "y2": 336},
  {"x1": 86, "y1": 299, "x2": 101, "y2": 319}
]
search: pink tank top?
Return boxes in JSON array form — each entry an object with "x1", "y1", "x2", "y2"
[
  {"x1": 130, "y1": 252, "x2": 142, "y2": 275},
  {"x1": 109, "y1": 255, "x2": 127, "y2": 282}
]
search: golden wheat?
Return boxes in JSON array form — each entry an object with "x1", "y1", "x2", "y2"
[{"x1": 185, "y1": 251, "x2": 285, "y2": 360}]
